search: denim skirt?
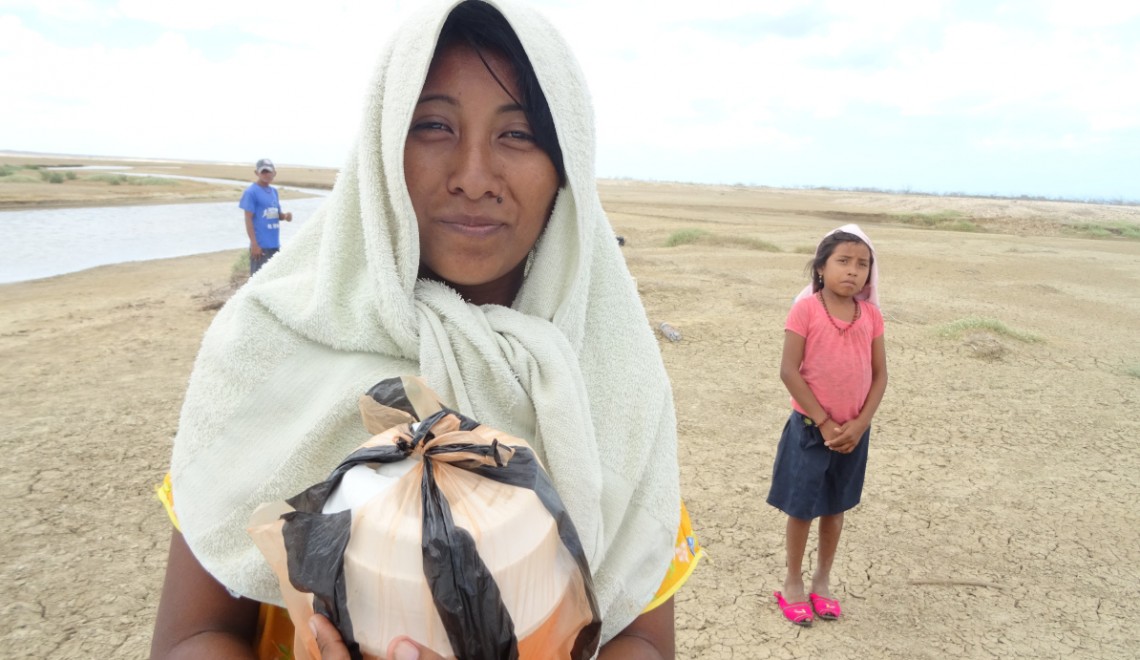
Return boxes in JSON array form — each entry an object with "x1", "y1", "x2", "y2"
[{"x1": 766, "y1": 410, "x2": 869, "y2": 520}]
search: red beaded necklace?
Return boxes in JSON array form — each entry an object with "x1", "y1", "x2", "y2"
[{"x1": 817, "y1": 291, "x2": 860, "y2": 334}]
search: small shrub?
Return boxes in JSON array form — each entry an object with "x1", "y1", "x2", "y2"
[
  {"x1": 65, "y1": 171, "x2": 78, "y2": 180},
  {"x1": 665, "y1": 229, "x2": 709, "y2": 247},
  {"x1": 231, "y1": 250, "x2": 251, "y2": 283},
  {"x1": 47, "y1": 172, "x2": 65, "y2": 184},
  {"x1": 937, "y1": 317, "x2": 1042, "y2": 343},
  {"x1": 132, "y1": 176, "x2": 178, "y2": 186},
  {"x1": 0, "y1": 165, "x2": 21, "y2": 177},
  {"x1": 1126, "y1": 365, "x2": 1140, "y2": 380}
]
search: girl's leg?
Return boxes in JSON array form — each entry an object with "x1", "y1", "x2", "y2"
[
  {"x1": 783, "y1": 515, "x2": 812, "y2": 602},
  {"x1": 812, "y1": 512, "x2": 844, "y2": 597}
]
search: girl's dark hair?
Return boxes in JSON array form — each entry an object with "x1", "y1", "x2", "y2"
[
  {"x1": 436, "y1": 1, "x2": 566, "y2": 186},
  {"x1": 807, "y1": 231, "x2": 874, "y2": 292}
]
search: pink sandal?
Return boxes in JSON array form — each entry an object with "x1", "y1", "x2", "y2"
[
  {"x1": 774, "y1": 591, "x2": 814, "y2": 626},
  {"x1": 809, "y1": 593, "x2": 842, "y2": 620}
]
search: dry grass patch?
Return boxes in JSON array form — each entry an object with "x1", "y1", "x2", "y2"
[
  {"x1": 664, "y1": 228, "x2": 780, "y2": 251},
  {"x1": 1064, "y1": 222, "x2": 1140, "y2": 240},
  {"x1": 195, "y1": 251, "x2": 250, "y2": 311},
  {"x1": 891, "y1": 210, "x2": 982, "y2": 232},
  {"x1": 938, "y1": 317, "x2": 1043, "y2": 343}
]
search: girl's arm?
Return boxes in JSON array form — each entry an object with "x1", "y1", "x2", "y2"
[
  {"x1": 830, "y1": 334, "x2": 888, "y2": 453},
  {"x1": 779, "y1": 330, "x2": 841, "y2": 444},
  {"x1": 150, "y1": 531, "x2": 260, "y2": 659}
]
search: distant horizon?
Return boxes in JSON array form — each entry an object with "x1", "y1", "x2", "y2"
[
  {"x1": 3, "y1": 2, "x2": 1138, "y2": 204},
  {"x1": 4, "y1": 148, "x2": 1137, "y2": 208}
]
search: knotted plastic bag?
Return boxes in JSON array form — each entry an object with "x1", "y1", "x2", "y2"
[{"x1": 248, "y1": 376, "x2": 600, "y2": 660}]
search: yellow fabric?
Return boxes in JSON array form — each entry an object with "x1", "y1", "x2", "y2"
[
  {"x1": 255, "y1": 604, "x2": 296, "y2": 660},
  {"x1": 644, "y1": 501, "x2": 704, "y2": 613},
  {"x1": 158, "y1": 475, "x2": 700, "y2": 655},
  {"x1": 155, "y1": 474, "x2": 180, "y2": 532}
]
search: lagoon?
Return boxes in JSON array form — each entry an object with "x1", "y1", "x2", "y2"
[{"x1": 1, "y1": 190, "x2": 328, "y2": 284}]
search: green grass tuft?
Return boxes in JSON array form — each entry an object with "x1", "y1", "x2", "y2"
[
  {"x1": 665, "y1": 229, "x2": 710, "y2": 247},
  {"x1": 88, "y1": 173, "x2": 128, "y2": 185},
  {"x1": 938, "y1": 317, "x2": 1043, "y2": 343},
  {"x1": 134, "y1": 176, "x2": 179, "y2": 186},
  {"x1": 664, "y1": 228, "x2": 780, "y2": 251},
  {"x1": 0, "y1": 173, "x2": 41, "y2": 183},
  {"x1": 891, "y1": 210, "x2": 981, "y2": 232},
  {"x1": 706, "y1": 235, "x2": 782, "y2": 251},
  {"x1": 231, "y1": 250, "x2": 251, "y2": 280},
  {"x1": 1126, "y1": 365, "x2": 1140, "y2": 380},
  {"x1": 84, "y1": 174, "x2": 178, "y2": 186},
  {"x1": 1065, "y1": 223, "x2": 1140, "y2": 240}
]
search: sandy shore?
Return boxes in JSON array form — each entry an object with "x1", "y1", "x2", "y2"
[
  {"x1": 0, "y1": 153, "x2": 335, "y2": 209},
  {"x1": 2, "y1": 177, "x2": 1139, "y2": 658}
]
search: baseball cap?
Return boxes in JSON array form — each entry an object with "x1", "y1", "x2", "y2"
[{"x1": 255, "y1": 158, "x2": 275, "y2": 173}]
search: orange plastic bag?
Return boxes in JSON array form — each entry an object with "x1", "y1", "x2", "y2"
[{"x1": 248, "y1": 376, "x2": 600, "y2": 659}]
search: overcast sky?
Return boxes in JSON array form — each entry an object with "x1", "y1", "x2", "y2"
[{"x1": 2, "y1": 0, "x2": 1138, "y2": 201}]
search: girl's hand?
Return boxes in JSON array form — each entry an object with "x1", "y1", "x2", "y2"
[
  {"x1": 825, "y1": 419, "x2": 867, "y2": 454},
  {"x1": 819, "y1": 421, "x2": 844, "y2": 449},
  {"x1": 310, "y1": 615, "x2": 444, "y2": 660}
]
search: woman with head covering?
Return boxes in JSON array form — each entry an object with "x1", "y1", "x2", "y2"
[{"x1": 150, "y1": 1, "x2": 695, "y2": 657}]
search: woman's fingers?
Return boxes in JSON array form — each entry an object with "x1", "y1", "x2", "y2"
[
  {"x1": 387, "y1": 636, "x2": 446, "y2": 660},
  {"x1": 309, "y1": 615, "x2": 353, "y2": 660},
  {"x1": 308, "y1": 617, "x2": 444, "y2": 660}
]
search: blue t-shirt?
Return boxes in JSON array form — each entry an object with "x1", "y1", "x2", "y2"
[{"x1": 239, "y1": 183, "x2": 282, "y2": 249}]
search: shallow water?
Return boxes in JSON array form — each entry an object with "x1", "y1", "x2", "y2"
[{"x1": 0, "y1": 188, "x2": 328, "y2": 284}]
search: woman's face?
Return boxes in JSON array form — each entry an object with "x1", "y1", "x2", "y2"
[{"x1": 404, "y1": 43, "x2": 559, "y2": 304}]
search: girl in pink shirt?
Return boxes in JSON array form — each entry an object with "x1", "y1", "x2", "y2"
[{"x1": 768, "y1": 224, "x2": 888, "y2": 626}]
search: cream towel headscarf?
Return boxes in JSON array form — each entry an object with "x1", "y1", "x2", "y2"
[{"x1": 171, "y1": 0, "x2": 680, "y2": 644}]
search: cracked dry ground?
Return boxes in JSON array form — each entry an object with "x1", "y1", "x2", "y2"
[{"x1": 2, "y1": 183, "x2": 1138, "y2": 658}]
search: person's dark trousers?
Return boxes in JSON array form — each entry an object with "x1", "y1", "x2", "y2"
[{"x1": 250, "y1": 248, "x2": 280, "y2": 275}]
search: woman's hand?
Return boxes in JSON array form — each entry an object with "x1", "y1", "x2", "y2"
[{"x1": 309, "y1": 616, "x2": 444, "y2": 660}]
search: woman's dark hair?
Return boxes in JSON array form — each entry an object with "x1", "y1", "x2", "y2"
[
  {"x1": 436, "y1": 0, "x2": 566, "y2": 186},
  {"x1": 807, "y1": 231, "x2": 874, "y2": 292}
]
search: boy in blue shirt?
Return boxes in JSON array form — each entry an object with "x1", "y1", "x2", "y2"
[{"x1": 239, "y1": 158, "x2": 292, "y2": 275}]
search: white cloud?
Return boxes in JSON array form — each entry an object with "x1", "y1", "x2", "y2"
[
  {"x1": 973, "y1": 132, "x2": 1107, "y2": 151},
  {"x1": 1045, "y1": 0, "x2": 1140, "y2": 28},
  {"x1": 1, "y1": 0, "x2": 1137, "y2": 196}
]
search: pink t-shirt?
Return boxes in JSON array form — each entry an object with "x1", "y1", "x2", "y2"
[{"x1": 786, "y1": 295, "x2": 884, "y2": 424}]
